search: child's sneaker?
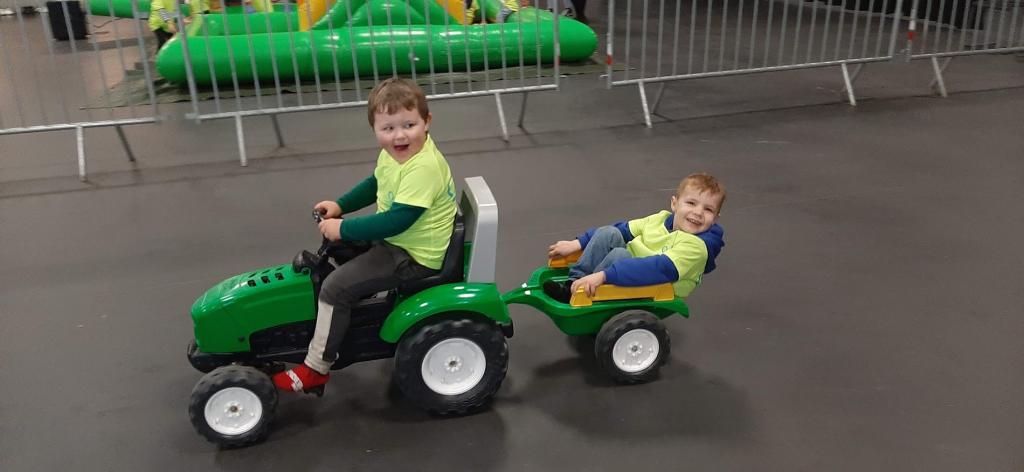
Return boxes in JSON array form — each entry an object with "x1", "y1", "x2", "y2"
[
  {"x1": 543, "y1": 280, "x2": 574, "y2": 304},
  {"x1": 273, "y1": 364, "x2": 329, "y2": 394}
]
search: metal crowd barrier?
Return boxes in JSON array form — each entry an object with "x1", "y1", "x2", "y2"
[
  {"x1": 172, "y1": 0, "x2": 564, "y2": 166},
  {"x1": 0, "y1": 0, "x2": 157, "y2": 180},
  {"x1": 902, "y1": 0, "x2": 1024, "y2": 96},
  {"x1": 605, "y1": 0, "x2": 907, "y2": 127},
  {"x1": 5, "y1": 0, "x2": 1020, "y2": 179},
  {"x1": 1, "y1": 0, "x2": 567, "y2": 178}
]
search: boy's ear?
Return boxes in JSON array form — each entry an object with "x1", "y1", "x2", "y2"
[
  {"x1": 670, "y1": 194, "x2": 678, "y2": 212},
  {"x1": 424, "y1": 112, "x2": 433, "y2": 130}
]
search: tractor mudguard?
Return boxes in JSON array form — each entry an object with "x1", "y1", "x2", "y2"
[{"x1": 379, "y1": 282, "x2": 510, "y2": 343}]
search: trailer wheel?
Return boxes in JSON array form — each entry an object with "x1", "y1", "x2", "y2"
[{"x1": 594, "y1": 312, "x2": 670, "y2": 384}]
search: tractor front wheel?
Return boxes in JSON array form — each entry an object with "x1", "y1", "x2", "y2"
[{"x1": 188, "y1": 365, "x2": 277, "y2": 448}]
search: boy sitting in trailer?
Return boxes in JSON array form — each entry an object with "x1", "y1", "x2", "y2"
[{"x1": 544, "y1": 173, "x2": 726, "y2": 303}]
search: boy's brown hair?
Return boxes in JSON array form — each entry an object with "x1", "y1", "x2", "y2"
[
  {"x1": 367, "y1": 78, "x2": 429, "y2": 126},
  {"x1": 678, "y1": 173, "x2": 726, "y2": 213}
]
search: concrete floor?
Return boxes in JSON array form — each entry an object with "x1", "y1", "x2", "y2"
[{"x1": 2, "y1": 4, "x2": 1024, "y2": 471}]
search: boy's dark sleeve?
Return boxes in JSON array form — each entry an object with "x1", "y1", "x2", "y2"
[
  {"x1": 335, "y1": 174, "x2": 378, "y2": 213},
  {"x1": 576, "y1": 220, "x2": 633, "y2": 248},
  {"x1": 698, "y1": 224, "x2": 725, "y2": 274},
  {"x1": 340, "y1": 203, "x2": 425, "y2": 241},
  {"x1": 603, "y1": 255, "x2": 679, "y2": 286}
]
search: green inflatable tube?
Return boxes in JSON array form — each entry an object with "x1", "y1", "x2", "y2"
[
  {"x1": 198, "y1": 12, "x2": 298, "y2": 35},
  {"x1": 88, "y1": 0, "x2": 175, "y2": 17},
  {"x1": 156, "y1": 13, "x2": 597, "y2": 85}
]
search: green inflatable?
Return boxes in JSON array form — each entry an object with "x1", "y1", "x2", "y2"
[
  {"x1": 90, "y1": 0, "x2": 597, "y2": 86},
  {"x1": 87, "y1": 0, "x2": 289, "y2": 17}
]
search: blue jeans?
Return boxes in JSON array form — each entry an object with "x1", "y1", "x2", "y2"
[{"x1": 569, "y1": 226, "x2": 632, "y2": 280}]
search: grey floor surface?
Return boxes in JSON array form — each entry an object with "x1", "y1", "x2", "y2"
[{"x1": 2, "y1": 11, "x2": 1024, "y2": 472}]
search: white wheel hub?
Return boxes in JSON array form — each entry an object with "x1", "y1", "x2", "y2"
[
  {"x1": 612, "y1": 328, "x2": 660, "y2": 373},
  {"x1": 421, "y1": 337, "x2": 487, "y2": 395},
  {"x1": 204, "y1": 387, "x2": 263, "y2": 436}
]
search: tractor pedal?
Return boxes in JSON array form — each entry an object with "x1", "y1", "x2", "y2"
[{"x1": 305, "y1": 385, "x2": 325, "y2": 397}]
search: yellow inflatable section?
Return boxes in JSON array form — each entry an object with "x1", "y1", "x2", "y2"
[
  {"x1": 437, "y1": 0, "x2": 471, "y2": 24},
  {"x1": 298, "y1": 0, "x2": 335, "y2": 30}
]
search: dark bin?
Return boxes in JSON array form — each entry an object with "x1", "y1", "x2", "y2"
[{"x1": 46, "y1": 1, "x2": 88, "y2": 41}]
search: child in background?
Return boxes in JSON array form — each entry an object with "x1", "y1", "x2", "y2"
[{"x1": 467, "y1": 0, "x2": 529, "y2": 24}]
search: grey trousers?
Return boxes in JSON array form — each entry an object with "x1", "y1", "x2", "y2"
[
  {"x1": 569, "y1": 226, "x2": 633, "y2": 280},
  {"x1": 304, "y1": 241, "x2": 437, "y2": 374}
]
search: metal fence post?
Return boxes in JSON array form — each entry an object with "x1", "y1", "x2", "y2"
[
  {"x1": 930, "y1": 56, "x2": 949, "y2": 97},
  {"x1": 494, "y1": 92, "x2": 509, "y2": 142},
  {"x1": 235, "y1": 114, "x2": 248, "y2": 167},
  {"x1": 638, "y1": 81, "x2": 652, "y2": 129},
  {"x1": 841, "y1": 62, "x2": 858, "y2": 105},
  {"x1": 76, "y1": 125, "x2": 87, "y2": 181}
]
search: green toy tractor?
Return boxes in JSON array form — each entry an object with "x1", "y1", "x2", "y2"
[
  {"x1": 186, "y1": 176, "x2": 511, "y2": 448},
  {"x1": 186, "y1": 175, "x2": 702, "y2": 449}
]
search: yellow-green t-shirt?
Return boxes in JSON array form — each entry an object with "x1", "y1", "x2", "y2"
[
  {"x1": 149, "y1": 0, "x2": 204, "y2": 32},
  {"x1": 626, "y1": 210, "x2": 708, "y2": 298},
  {"x1": 375, "y1": 135, "x2": 457, "y2": 270},
  {"x1": 149, "y1": 0, "x2": 176, "y2": 32},
  {"x1": 466, "y1": 0, "x2": 521, "y2": 23}
]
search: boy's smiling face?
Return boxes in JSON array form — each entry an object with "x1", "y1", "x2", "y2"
[
  {"x1": 670, "y1": 186, "x2": 722, "y2": 234},
  {"x1": 373, "y1": 107, "x2": 431, "y2": 162}
]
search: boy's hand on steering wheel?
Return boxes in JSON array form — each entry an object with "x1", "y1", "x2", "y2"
[
  {"x1": 548, "y1": 239, "x2": 582, "y2": 257},
  {"x1": 319, "y1": 218, "x2": 343, "y2": 241},
  {"x1": 571, "y1": 271, "x2": 606, "y2": 297},
  {"x1": 314, "y1": 201, "x2": 342, "y2": 219}
]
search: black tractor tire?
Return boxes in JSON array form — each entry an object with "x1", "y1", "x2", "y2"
[
  {"x1": 188, "y1": 366, "x2": 278, "y2": 448},
  {"x1": 393, "y1": 318, "x2": 508, "y2": 415},
  {"x1": 594, "y1": 311, "x2": 670, "y2": 384}
]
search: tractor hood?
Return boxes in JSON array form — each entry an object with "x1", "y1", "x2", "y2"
[{"x1": 191, "y1": 264, "x2": 317, "y2": 353}]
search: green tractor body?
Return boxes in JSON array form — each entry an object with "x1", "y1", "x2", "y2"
[
  {"x1": 187, "y1": 176, "x2": 509, "y2": 374},
  {"x1": 187, "y1": 175, "x2": 696, "y2": 448}
]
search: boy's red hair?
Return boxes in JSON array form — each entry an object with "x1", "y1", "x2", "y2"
[{"x1": 678, "y1": 173, "x2": 726, "y2": 212}]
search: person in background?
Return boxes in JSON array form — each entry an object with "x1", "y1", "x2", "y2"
[
  {"x1": 562, "y1": 0, "x2": 586, "y2": 24},
  {"x1": 149, "y1": 0, "x2": 207, "y2": 50},
  {"x1": 466, "y1": 0, "x2": 529, "y2": 24}
]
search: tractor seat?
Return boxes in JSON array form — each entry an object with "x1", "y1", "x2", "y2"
[{"x1": 397, "y1": 214, "x2": 466, "y2": 297}]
